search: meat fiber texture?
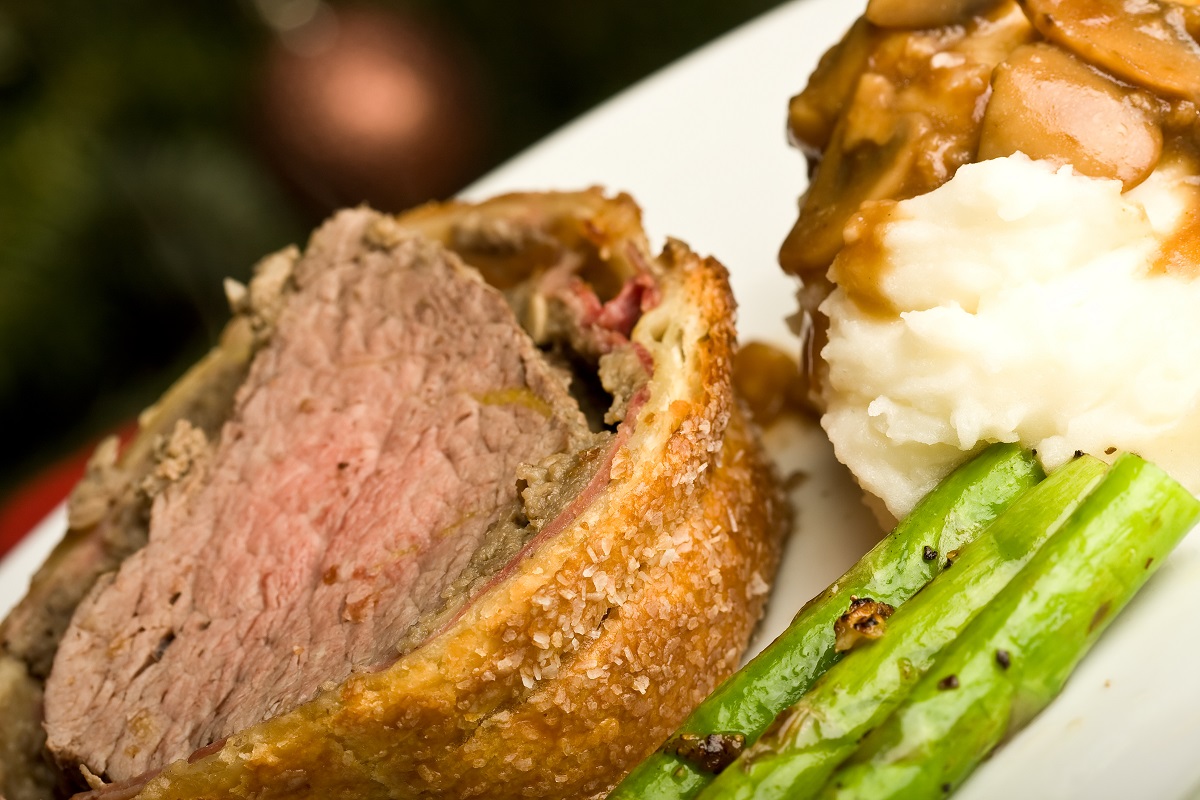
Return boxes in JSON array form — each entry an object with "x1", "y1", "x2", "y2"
[
  {"x1": 0, "y1": 191, "x2": 787, "y2": 800},
  {"x1": 44, "y1": 209, "x2": 588, "y2": 780}
]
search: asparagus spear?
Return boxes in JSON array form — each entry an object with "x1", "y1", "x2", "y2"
[
  {"x1": 698, "y1": 454, "x2": 1106, "y2": 800},
  {"x1": 609, "y1": 444, "x2": 1043, "y2": 800},
  {"x1": 816, "y1": 453, "x2": 1200, "y2": 800}
]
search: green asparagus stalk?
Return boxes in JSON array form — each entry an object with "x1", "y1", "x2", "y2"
[
  {"x1": 815, "y1": 453, "x2": 1200, "y2": 800},
  {"x1": 698, "y1": 454, "x2": 1106, "y2": 800},
  {"x1": 609, "y1": 444, "x2": 1043, "y2": 800}
]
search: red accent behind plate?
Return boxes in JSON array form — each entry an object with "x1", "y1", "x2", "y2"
[{"x1": 0, "y1": 424, "x2": 137, "y2": 561}]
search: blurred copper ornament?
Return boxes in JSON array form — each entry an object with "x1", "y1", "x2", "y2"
[{"x1": 255, "y1": 1, "x2": 486, "y2": 214}]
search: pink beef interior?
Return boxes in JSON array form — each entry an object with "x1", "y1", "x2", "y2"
[{"x1": 43, "y1": 210, "x2": 588, "y2": 781}]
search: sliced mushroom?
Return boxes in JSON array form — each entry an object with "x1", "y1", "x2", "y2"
[
  {"x1": 782, "y1": 57, "x2": 996, "y2": 277},
  {"x1": 788, "y1": 18, "x2": 877, "y2": 158},
  {"x1": 781, "y1": 76, "x2": 927, "y2": 278},
  {"x1": 781, "y1": 5, "x2": 1033, "y2": 280},
  {"x1": 866, "y1": 0, "x2": 1004, "y2": 30},
  {"x1": 979, "y1": 43, "x2": 1163, "y2": 189},
  {"x1": 1020, "y1": 0, "x2": 1200, "y2": 103}
]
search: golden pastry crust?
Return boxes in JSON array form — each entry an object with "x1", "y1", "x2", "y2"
[
  {"x1": 5, "y1": 191, "x2": 787, "y2": 800},
  {"x1": 119, "y1": 196, "x2": 786, "y2": 800},
  {"x1": 124, "y1": 408, "x2": 781, "y2": 800}
]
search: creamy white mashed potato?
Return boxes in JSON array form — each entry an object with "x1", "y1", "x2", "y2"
[{"x1": 821, "y1": 154, "x2": 1200, "y2": 518}]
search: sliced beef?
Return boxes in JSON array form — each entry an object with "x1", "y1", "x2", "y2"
[
  {"x1": 43, "y1": 210, "x2": 588, "y2": 782},
  {"x1": 1, "y1": 319, "x2": 256, "y2": 684}
]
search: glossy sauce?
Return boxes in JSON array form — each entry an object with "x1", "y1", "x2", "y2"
[
  {"x1": 733, "y1": 341, "x2": 814, "y2": 426},
  {"x1": 828, "y1": 200, "x2": 901, "y2": 318},
  {"x1": 785, "y1": 0, "x2": 1200, "y2": 326},
  {"x1": 1152, "y1": 140, "x2": 1200, "y2": 277},
  {"x1": 1154, "y1": 180, "x2": 1200, "y2": 278}
]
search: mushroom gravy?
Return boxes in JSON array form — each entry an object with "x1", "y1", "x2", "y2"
[{"x1": 783, "y1": 0, "x2": 1200, "y2": 301}]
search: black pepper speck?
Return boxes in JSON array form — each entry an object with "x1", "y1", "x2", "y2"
[
  {"x1": 923, "y1": 546, "x2": 938, "y2": 562},
  {"x1": 995, "y1": 649, "x2": 1011, "y2": 670},
  {"x1": 662, "y1": 732, "x2": 746, "y2": 774},
  {"x1": 938, "y1": 674, "x2": 959, "y2": 690}
]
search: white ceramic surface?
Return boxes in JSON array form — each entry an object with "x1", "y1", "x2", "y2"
[{"x1": 4, "y1": 1, "x2": 1199, "y2": 797}]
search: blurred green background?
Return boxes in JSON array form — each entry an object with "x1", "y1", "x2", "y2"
[{"x1": 0, "y1": 0, "x2": 788, "y2": 506}]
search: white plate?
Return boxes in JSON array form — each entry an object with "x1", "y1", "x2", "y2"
[{"x1": 5, "y1": 1, "x2": 1200, "y2": 797}]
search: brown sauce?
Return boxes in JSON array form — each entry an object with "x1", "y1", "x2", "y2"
[
  {"x1": 786, "y1": 0, "x2": 1200, "y2": 359},
  {"x1": 979, "y1": 43, "x2": 1164, "y2": 189},
  {"x1": 733, "y1": 341, "x2": 815, "y2": 426},
  {"x1": 1152, "y1": 139, "x2": 1200, "y2": 278},
  {"x1": 828, "y1": 200, "x2": 901, "y2": 319},
  {"x1": 781, "y1": 0, "x2": 1033, "y2": 280},
  {"x1": 1154, "y1": 186, "x2": 1200, "y2": 278}
]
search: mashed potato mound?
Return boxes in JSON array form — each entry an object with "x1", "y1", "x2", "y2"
[{"x1": 821, "y1": 154, "x2": 1200, "y2": 518}]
